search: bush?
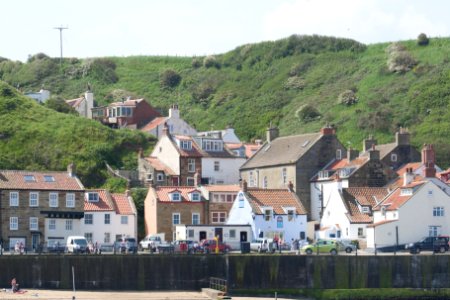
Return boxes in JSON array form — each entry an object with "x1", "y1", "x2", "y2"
[
  {"x1": 385, "y1": 42, "x2": 406, "y2": 55},
  {"x1": 160, "y1": 69, "x2": 181, "y2": 89},
  {"x1": 284, "y1": 76, "x2": 306, "y2": 90},
  {"x1": 417, "y1": 33, "x2": 429, "y2": 46},
  {"x1": 388, "y1": 51, "x2": 417, "y2": 72},
  {"x1": 295, "y1": 104, "x2": 321, "y2": 122},
  {"x1": 203, "y1": 55, "x2": 221, "y2": 69},
  {"x1": 82, "y1": 58, "x2": 118, "y2": 84},
  {"x1": 338, "y1": 90, "x2": 358, "y2": 105},
  {"x1": 44, "y1": 97, "x2": 78, "y2": 114},
  {"x1": 191, "y1": 58, "x2": 201, "y2": 69}
]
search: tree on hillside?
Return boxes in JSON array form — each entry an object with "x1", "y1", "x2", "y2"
[
  {"x1": 44, "y1": 97, "x2": 78, "y2": 115},
  {"x1": 417, "y1": 33, "x2": 429, "y2": 46},
  {"x1": 160, "y1": 69, "x2": 181, "y2": 89}
]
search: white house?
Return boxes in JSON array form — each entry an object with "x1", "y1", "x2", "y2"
[
  {"x1": 25, "y1": 89, "x2": 50, "y2": 103},
  {"x1": 140, "y1": 104, "x2": 197, "y2": 139},
  {"x1": 226, "y1": 181, "x2": 307, "y2": 243},
  {"x1": 65, "y1": 90, "x2": 94, "y2": 118},
  {"x1": 80, "y1": 189, "x2": 137, "y2": 244},
  {"x1": 197, "y1": 127, "x2": 241, "y2": 143}
]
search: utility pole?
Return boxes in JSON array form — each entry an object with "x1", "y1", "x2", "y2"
[{"x1": 54, "y1": 25, "x2": 68, "y2": 68}]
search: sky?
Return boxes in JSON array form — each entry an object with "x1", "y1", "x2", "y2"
[{"x1": 1, "y1": 0, "x2": 449, "y2": 62}]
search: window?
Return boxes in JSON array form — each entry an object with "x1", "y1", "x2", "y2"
[
  {"x1": 428, "y1": 190, "x2": 433, "y2": 197},
  {"x1": 336, "y1": 149, "x2": 342, "y2": 160},
  {"x1": 65, "y1": 219, "x2": 73, "y2": 231},
  {"x1": 238, "y1": 194, "x2": 244, "y2": 208},
  {"x1": 214, "y1": 161, "x2": 220, "y2": 171},
  {"x1": 263, "y1": 176, "x2": 268, "y2": 188},
  {"x1": 282, "y1": 168, "x2": 287, "y2": 185},
  {"x1": 29, "y1": 192, "x2": 39, "y2": 207},
  {"x1": 85, "y1": 214, "x2": 93, "y2": 225},
  {"x1": 318, "y1": 170, "x2": 329, "y2": 179},
  {"x1": 66, "y1": 193, "x2": 75, "y2": 208},
  {"x1": 24, "y1": 175, "x2": 36, "y2": 182},
  {"x1": 429, "y1": 226, "x2": 440, "y2": 237},
  {"x1": 30, "y1": 217, "x2": 38, "y2": 231},
  {"x1": 44, "y1": 175, "x2": 55, "y2": 182},
  {"x1": 104, "y1": 232, "x2": 111, "y2": 243},
  {"x1": 188, "y1": 159, "x2": 195, "y2": 173},
  {"x1": 358, "y1": 227, "x2": 364, "y2": 237},
  {"x1": 146, "y1": 173, "x2": 153, "y2": 181},
  {"x1": 249, "y1": 171, "x2": 255, "y2": 187},
  {"x1": 171, "y1": 192, "x2": 181, "y2": 201},
  {"x1": 157, "y1": 173, "x2": 164, "y2": 182},
  {"x1": 229, "y1": 230, "x2": 236, "y2": 239},
  {"x1": 180, "y1": 140, "x2": 192, "y2": 150},
  {"x1": 105, "y1": 214, "x2": 110, "y2": 224},
  {"x1": 277, "y1": 216, "x2": 283, "y2": 228},
  {"x1": 121, "y1": 216, "x2": 128, "y2": 224},
  {"x1": 362, "y1": 206, "x2": 370, "y2": 213},
  {"x1": 264, "y1": 209, "x2": 272, "y2": 221},
  {"x1": 211, "y1": 212, "x2": 226, "y2": 223},
  {"x1": 49, "y1": 192, "x2": 58, "y2": 207},
  {"x1": 433, "y1": 207, "x2": 444, "y2": 217},
  {"x1": 85, "y1": 233, "x2": 93, "y2": 242},
  {"x1": 10, "y1": 217, "x2": 18, "y2": 230},
  {"x1": 188, "y1": 229, "x2": 194, "y2": 238},
  {"x1": 87, "y1": 192, "x2": 99, "y2": 202},
  {"x1": 391, "y1": 153, "x2": 397, "y2": 162},
  {"x1": 287, "y1": 209, "x2": 295, "y2": 221},
  {"x1": 187, "y1": 177, "x2": 195, "y2": 186},
  {"x1": 226, "y1": 194, "x2": 234, "y2": 202},
  {"x1": 10, "y1": 192, "x2": 19, "y2": 206},
  {"x1": 190, "y1": 192, "x2": 201, "y2": 202},
  {"x1": 49, "y1": 219, "x2": 56, "y2": 230},
  {"x1": 192, "y1": 213, "x2": 200, "y2": 225},
  {"x1": 172, "y1": 213, "x2": 180, "y2": 225},
  {"x1": 400, "y1": 188, "x2": 413, "y2": 196}
]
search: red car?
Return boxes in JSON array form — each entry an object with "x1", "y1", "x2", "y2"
[{"x1": 199, "y1": 239, "x2": 231, "y2": 254}]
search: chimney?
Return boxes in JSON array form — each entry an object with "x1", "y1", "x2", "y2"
[
  {"x1": 403, "y1": 167, "x2": 414, "y2": 186},
  {"x1": 194, "y1": 169, "x2": 201, "y2": 187},
  {"x1": 320, "y1": 124, "x2": 335, "y2": 136},
  {"x1": 347, "y1": 148, "x2": 359, "y2": 161},
  {"x1": 162, "y1": 122, "x2": 170, "y2": 136},
  {"x1": 169, "y1": 104, "x2": 179, "y2": 119},
  {"x1": 85, "y1": 90, "x2": 94, "y2": 119},
  {"x1": 395, "y1": 127, "x2": 410, "y2": 146},
  {"x1": 363, "y1": 135, "x2": 377, "y2": 152},
  {"x1": 138, "y1": 148, "x2": 144, "y2": 158},
  {"x1": 422, "y1": 144, "x2": 436, "y2": 178},
  {"x1": 287, "y1": 181, "x2": 294, "y2": 192},
  {"x1": 266, "y1": 124, "x2": 279, "y2": 143},
  {"x1": 369, "y1": 144, "x2": 380, "y2": 161},
  {"x1": 241, "y1": 179, "x2": 248, "y2": 192},
  {"x1": 67, "y1": 163, "x2": 75, "y2": 177}
]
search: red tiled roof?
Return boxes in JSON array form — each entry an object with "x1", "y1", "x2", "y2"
[
  {"x1": 84, "y1": 190, "x2": 114, "y2": 212},
  {"x1": 245, "y1": 188, "x2": 307, "y2": 215},
  {"x1": 155, "y1": 186, "x2": 205, "y2": 203},
  {"x1": 0, "y1": 170, "x2": 84, "y2": 191},
  {"x1": 374, "y1": 184, "x2": 424, "y2": 211},
  {"x1": 396, "y1": 162, "x2": 423, "y2": 177},
  {"x1": 341, "y1": 187, "x2": 390, "y2": 224},
  {"x1": 244, "y1": 144, "x2": 261, "y2": 159},
  {"x1": 144, "y1": 157, "x2": 176, "y2": 175},
  {"x1": 140, "y1": 117, "x2": 167, "y2": 132},
  {"x1": 112, "y1": 192, "x2": 135, "y2": 215},
  {"x1": 202, "y1": 185, "x2": 240, "y2": 192}
]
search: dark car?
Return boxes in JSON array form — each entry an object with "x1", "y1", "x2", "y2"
[
  {"x1": 199, "y1": 239, "x2": 231, "y2": 254},
  {"x1": 46, "y1": 240, "x2": 66, "y2": 254},
  {"x1": 405, "y1": 236, "x2": 449, "y2": 254},
  {"x1": 116, "y1": 237, "x2": 138, "y2": 254}
]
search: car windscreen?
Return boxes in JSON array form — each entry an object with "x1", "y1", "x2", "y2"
[{"x1": 75, "y1": 239, "x2": 87, "y2": 246}]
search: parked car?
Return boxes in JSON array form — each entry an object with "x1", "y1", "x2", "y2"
[
  {"x1": 198, "y1": 239, "x2": 231, "y2": 254},
  {"x1": 116, "y1": 237, "x2": 138, "y2": 254},
  {"x1": 250, "y1": 238, "x2": 274, "y2": 253},
  {"x1": 173, "y1": 240, "x2": 198, "y2": 253},
  {"x1": 139, "y1": 234, "x2": 165, "y2": 252},
  {"x1": 302, "y1": 239, "x2": 340, "y2": 255},
  {"x1": 337, "y1": 239, "x2": 357, "y2": 253},
  {"x1": 66, "y1": 236, "x2": 88, "y2": 254},
  {"x1": 405, "y1": 236, "x2": 449, "y2": 254},
  {"x1": 47, "y1": 240, "x2": 66, "y2": 254}
]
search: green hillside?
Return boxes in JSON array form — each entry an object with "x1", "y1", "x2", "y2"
[
  {"x1": 0, "y1": 81, "x2": 152, "y2": 187},
  {"x1": 2, "y1": 34, "x2": 450, "y2": 167}
]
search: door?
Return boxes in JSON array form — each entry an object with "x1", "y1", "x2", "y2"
[
  {"x1": 32, "y1": 234, "x2": 40, "y2": 251},
  {"x1": 199, "y1": 231, "x2": 207, "y2": 241},
  {"x1": 240, "y1": 231, "x2": 248, "y2": 242},
  {"x1": 172, "y1": 177, "x2": 179, "y2": 186},
  {"x1": 214, "y1": 228, "x2": 223, "y2": 242}
]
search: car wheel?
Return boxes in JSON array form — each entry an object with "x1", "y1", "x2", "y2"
[
  {"x1": 440, "y1": 246, "x2": 446, "y2": 253},
  {"x1": 330, "y1": 249, "x2": 337, "y2": 255},
  {"x1": 306, "y1": 249, "x2": 313, "y2": 255},
  {"x1": 416, "y1": 248, "x2": 421, "y2": 254},
  {"x1": 345, "y1": 247, "x2": 352, "y2": 253}
]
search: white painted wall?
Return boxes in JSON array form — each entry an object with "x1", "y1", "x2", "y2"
[
  {"x1": 44, "y1": 218, "x2": 82, "y2": 242},
  {"x1": 202, "y1": 157, "x2": 245, "y2": 184},
  {"x1": 151, "y1": 135, "x2": 180, "y2": 174}
]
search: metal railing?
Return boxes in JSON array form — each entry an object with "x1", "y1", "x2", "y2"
[{"x1": 209, "y1": 277, "x2": 227, "y2": 294}]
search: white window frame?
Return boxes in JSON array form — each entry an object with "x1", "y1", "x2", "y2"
[
  {"x1": 121, "y1": 215, "x2": 128, "y2": 224},
  {"x1": 173, "y1": 213, "x2": 180, "y2": 225},
  {"x1": 249, "y1": 171, "x2": 255, "y2": 187},
  {"x1": 391, "y1": 153, "x2": 397, "y2": 162},
  {"x1": 188, "y1": 159, "x2": 195, "y2": 173},
  {"x1": 264, "y1": 209, "x2": 273, "y2": 221},
  {"x1": 157, "y1": 173, "x2": 164, "y2": 182},
  {"x1": 29, "y1": 217, "x2": 38, "y2": 231},
  {"x1": 192, "y1": 213, "x2": 200, "y2": 225},
  {"x1": 190, "y1": 192, "x2": 201, "y2": 202},
  {"x1": 84, "y1": 214, "x2": 93, "y2": 225},
  {"x1": 433, "y1": 207, "x2": 444, "y2": 217},
  {"x1": 171, "y1": 192, "x2": 181, "y2": 202},
  {"x1": 87, "y1": 192, "x2": 99, "y2": 202},
  {"x1": 282, "y1": 168, "x2": 287, "y2": 185},
  {"x1": 211, "y1": 212, "x2": 226, "y2": 224},
  {"x1": 66, "y1": 193, "x2": 75, "y2": 208},
  {"x1": 29, "y1": 192, "x2": 39, "y2": 207},
  {"x1": 10, "y1": 192, "x2": 19, "y2": 207},
  {"x1": 49, "y1": 219, "x2": 56, "y2": 230},
  {"x1": 336, "y1": 149, "x2": 342, "y2": 160},
  {"x1": 10, "y1": 217, "x2": 18, "y2": 230},
  {"x1": 263, "y1": 176, "x2": 268, "y2": 188},
  {"x1": 49, "y1": 192, "x2": 58, "y2": 207},
  {"x1": 104, "y1": 232, "x2": 111, "y2": 243},
  {"x1": 65, "y1": 219, "x2": 73, "y2": 231},
  {"x1": 105, "y1": 214, "x2": 111, "y2": 224}
]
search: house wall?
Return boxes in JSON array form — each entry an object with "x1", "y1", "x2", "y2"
[
  {"x1": 240, "y1": 164, "x2": 296, "y2": 189},
  {"x1": 159, "y1": 115, "x2": 197, "y2": 137},
  {"x1": 179, "y1": 156, "x2": 202, "y2": 185},
  {"x1": 144, "y1": 188, "x2": 158, "y2": 236},
  {"x1": 44, "y1": 218, "x2": 81, "y2": 241},
  {"x1": 319, "y1": 183, "x2": 352, "y2": 239},
  {"x1": 381, "y1": 145, "x2": 421, "y2": 170},
  {"x1": 175, "y1": 225, "x2": 252, "y2": 249},
  {"x1": 202, "y1": 157, "x2": 245, "y2": 184},
  {"x1": 348, "y1": 159, "x2": 389, "y2": 187},
  {"x1": 226, "y1": 192, "x2": 257, "y2": 236},
  {"x1": 132, "y1": 101, "x2": 161, "y2": 128},
  {"x1": 310, "y1": 180, "x2": 348, "y2": 222},
  {"x1": 151, "y1": 136, "x2": 180, "y2": 175}
]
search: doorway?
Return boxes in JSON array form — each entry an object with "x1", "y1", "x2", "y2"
[
  {"x1": 214, "y1": 228, "x2": 223, "y2": 242},
  {"x1": 199, "y1": 231, "x2": 207, "y2": 241},
  {"x1": 240, "y1": 231, "x2": 248, "y2": 242}
]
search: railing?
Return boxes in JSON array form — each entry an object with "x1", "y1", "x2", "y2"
[{"x1": 210, "y1": 277, "x2": 227, "y2": 293}]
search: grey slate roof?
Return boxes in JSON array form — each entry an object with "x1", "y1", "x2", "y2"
[{"x1": 240, "y1": 132, "x2": 322, "y2": 169}]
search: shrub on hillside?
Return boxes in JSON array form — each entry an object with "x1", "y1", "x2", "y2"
[
  {"x1": 388, "y1": 51, "x2": 417, "y2": 72},
  {"x1": 192, "y1": 58, "x2": 202, "y2": 68},
  {"x1": 385, "y1": 43, "x2": 406, "y2": 55},
  {"x1": 82, "y1": 58, "x2": 118, "y2": 84},
  {"x1": 417, "y1": 33, "x2": 429, "y2": 46},
  {"x1": 27, "y1": 53, "x2": 50, "y2": 63},
  {"x1": 160, "y1": 69, "x2": 181, "y2": 89},
  {"x1": 338, "y1": 90, "x2": 358, "y2": 106},
  {"x1": 104, "y1": 89, "x2": 138, "y2": 103},
  {"x1": 289, "y1": 58, "x2": 315, "y2": 76},
  {"x1": 203, "y1": 56, "x2": 221, "y2": 69},
  {"x1": 284, "y1": 76, "x2": 306, "y2": 90},
  {"x1": 296, "y1": 104, "x2": 321, "y2": 122},
  {"x1": 45, "y1": 97, "x2": 78, "y2": 115}
]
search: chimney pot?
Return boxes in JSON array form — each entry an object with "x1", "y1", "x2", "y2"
[{"x1": 241, "y1": 179, "x2": 248, "y2": 192}]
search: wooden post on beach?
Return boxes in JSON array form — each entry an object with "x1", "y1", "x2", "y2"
[{"x1": 72, "y1": 266, "x2": 76, "y2": 299}]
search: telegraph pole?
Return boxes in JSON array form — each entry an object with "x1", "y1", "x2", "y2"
[{"x1": 54, "y1": 25, "x2": 68, "y2": 68}]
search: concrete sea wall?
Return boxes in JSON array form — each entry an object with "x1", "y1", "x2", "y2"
[{"x1": 1, "y1": 254, "x2": 449, "y2": 291}]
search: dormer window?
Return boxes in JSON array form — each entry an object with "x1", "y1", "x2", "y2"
[
  {"x1": 146, "y1": 173, "x2": 153, "y2": 181},
  {"x1": 287, "y1": 209, "x2": 295, "y2": 221},
  {"x1": 180, "y1": 140, "x2": 192, "y2": 150},
  {"x1": 190, "y1": 192, "x2": 201, "y2": 202},
  {"x1": 24, "y1": 175, "x2": 36, "y2": 182},
  {"x1": 336, "y1": 149, "x2": 342, "y2": 160},
  {"x1": 44, "y1": 175, "x2": 55, "y2": 182},
  {"x1": 339, "y1": 168, "x2": 351, "y2": 178},
  {"x1": 391, "y1": 153, "x2": 397, "y2": 162},
  {"x1": 171, "y1": 192, "x2": 181, "y2": 202},
  {"x1": 361, "y1": 206, "x2": 370, "y2": 213},
  {"x1": 400, "y1": 188, "x2": 413, "y2": 196},
  {"x1": 87, "y1": 192, "x2": 99, "y2": 202},
  {"x1": 318, "y1": 170, "x2": 329, "y2": 179},
  {"x1": 264, "y1": 208, "x2": 273, "y2": 221}
]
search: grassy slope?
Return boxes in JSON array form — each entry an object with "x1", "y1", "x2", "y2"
[{"x1": 2, "y1": 35, "x2": 450, "y2": 167}]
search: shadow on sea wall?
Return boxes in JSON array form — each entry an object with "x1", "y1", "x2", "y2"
[{"x1": 1, "y1": 254, "x2": 450, "y2": 291}]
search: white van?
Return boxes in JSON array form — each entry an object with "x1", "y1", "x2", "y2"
[{"x1": 66, "y1": 236, "x2": 88, "y2": 254}]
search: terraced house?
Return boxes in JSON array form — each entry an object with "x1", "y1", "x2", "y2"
[{"x1": 0, "y1": 164, "x2": 85, "y2": 251}]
